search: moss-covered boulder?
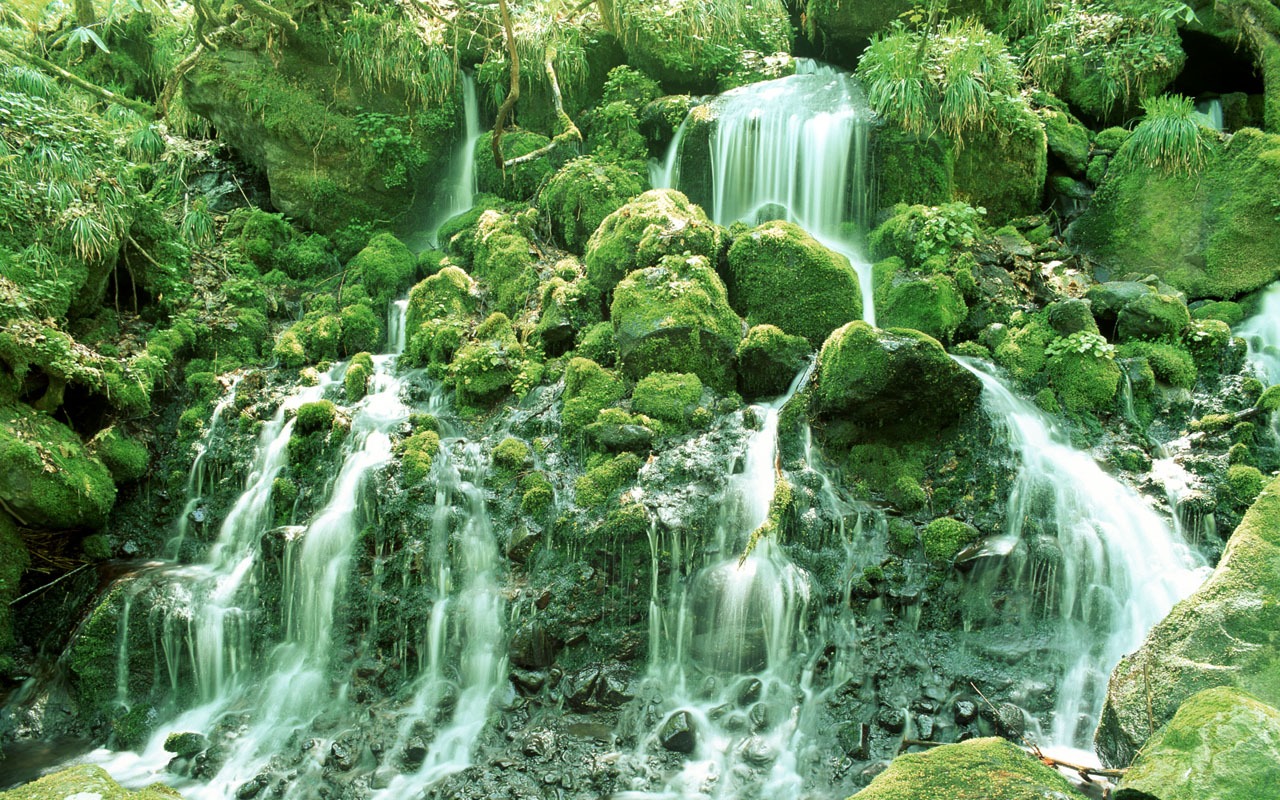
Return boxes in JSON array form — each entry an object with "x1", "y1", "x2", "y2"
[
  {"x1": 1046, "y1": 332, "x2": 1122, "y2": 413},
  {"x1": 1070, "y1": 128, "x2": 1280, "y2": 299},
  {"x1": 849, "y1": 737, "x2": 1088, "y2": 800},
  {"x1": 585, "y1": 189, "x2": 723, "y2": 300},
  {"x1": 182, "y1": 43, "x2": 454, "y2": 232},
  {"x1": 469, "y1": 210, "x2": 539, "y2": 317},
  {"x1": 540, "y1": 157, "x2": 648, "y2": 255},
  {"x1": 874, "y1": 260, "x2": 968, "y2": 343},
  {"x1": 1115, "y1": 292, "x2": 1191, "y2": 341},
  {"x1": 0, "y1": 764, "x2": 182, "y2": 800},
  {"x1": 475, "y1": 129, "x2": 557, "y2": 202},
  {"x1": 1115, "y1": 687, "x2": 1280, "y2": 800},
  {"x1": 561, "y1": 357, "x2": 626, "y2": 435},
  {"x1": 1097, "y1": 475, "x2": 1280, "y2": 766},
  {"x1": 449, "y1": 313, "x2": 524, "y2": 409},
  {"x1": 88, "y1": 427, "x2": 149, "y2": 484},
  {"x1": 736, "y1": 325, "x2": 811, "y2": 399},
  {"x1": 610, "y1": 254, "x2": 742, "y2": 391},
  {"x1": 0, "y1": 402, "x2": 115, "y2": 529},
  {"x1": 724, "y1": 221, "x2": 862, "y2": 346},
  {"x1": 631, "y1": 372, "x2": 703, "y2": 429},
  {"x1": 809, "y1": 322, "x2": 981, "y2": 437},
  {"x1": 404, "y1": 266, "x2": 478, "y2": 373},
  {"x1": 347, "y1": 233, "x2": 416, "y2": 309},
  {"x1": 534, "y1": 266, "x2": 601, "y2": 357},
  {"x1": 1043, "y1": 107, "x2": 1091, "y2": 174}
]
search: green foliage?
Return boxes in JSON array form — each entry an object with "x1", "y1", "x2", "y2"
[
  {"x1": 562, "y1": 357, "x2": 625, "y2": 435},
  {"x1": 520, "y1": 470, "x2": 554, "y2": 516},
  {"x1": 1045, "y1": 330, "x2": 1115, "y2": 360},
  {"x1": 1118, "y1": 341, "x2": 1196, "y2": 388},
  {"x1": 601, "y1": 65, "x2": 662, "y2": 110},
  {"x1": 475, "y1": 130, "x2": 556, "y2": 202},
  {"x1": 588, "y1": 101, "x2": 648, "y2": 165},
  {"x1": 398, "y1": 430, "x2": 441, "y2": 486},
  {"x1": 1046, "y1": 334, "x2": 1121, "y2": 412},
  {"x1": 449, "y1": 312, "x2": 524, "y2": 409},
  {"x1": 1122, "y1": 95, "x2": 1216, "y2": 175},
  {"x1": 280, "y1": 234, "x2": 339, "y2": 281},
  {"x1": 348, "y1": 233, "x2": 415, "y2": 309},
  {"x1": 89, "y1": 426, "x2": 148, "y2": 483},
  {"x1": 295, "y1": 400, "x2": 336, "y2": 433},
  {"x1": 870, "y1": 203, "x2": 987, "y2": 268},
  {"x1": 857, "y1": 18, "x2": 1021, "y2": 142}
]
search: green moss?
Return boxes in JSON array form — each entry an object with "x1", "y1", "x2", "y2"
[
  {"x1": 1046, "y1": 347, "x2": 1121, "y2": 413},
  {"x1": 871, "y1": 129, "x2": 953, "y2": 211},
  {"x1": 1070, "y1": 128, "x2": 1280, "y2": 299},
  {"x1": 876, "y1": 267, "x2": 968, "y2": 343},
  {"x1": 725, "y1": 221, "x2": 862, "y2": 346},
  {"x1": 854, "y1": 737, "x2": 1087, "y2": 800},
  {"x1": 1224, "y1": 464, "x2": 1266, "y2": 509},
  {"x1": 1043, "y1": 108, "x2": 1090, "y2": 173},
  {"x1": 0, "y1": 402, "x2": 115, "y2": 529},
  {"x1": 575, "y1": 452, "x2": 643, "y2": 508},
  {"x1": 631, "y1": 372, "x2": 703, "y2": 428},
  {"x1": 921, "y1": 517, "x2": 980, "y2": 564},
  {"x1": 492, "y1": 436, "x2": 531, "y2": 480},
  {"x1": 535, "y1": 270, "x2": 601, "y2": 355},
  {"x1": 295, "y1": 400, "x2": 336, "y2": 433},
  {"x1": 562, "y1": 357, "x2": 626, "y2": 435},
  {"x1": 228, "y1": 207, "x2": 293, "y2": 272},
  {"x1": 587, "y1": 101, "x2": 649, "y2": 164},
  {"x1": 1095, "y1": 126, "x2": 1132, "y2": 151},
  {"x1": 398, "y1": 430, "x2": 441, "y2": 486},
  {"x1": 1191, "y1": 300, "x2": 1245, "y2": 326},
  {"x1": 735, "y1": 325, "x2": 811, "y2": 400},
  {"x1": 340, "y1": 302, "x2": 383, "y2": 355},
  {"x1": 520, "y1": 471, "x2": 555, "y2": 517},
  {"x1": 467, "y1": 209, "x2": 539, "y2": 318},
  {"x1": 0, "y1": 764, "x2": 183, "y2": 800},
  {"x1": 610, "y1": 254, "x2": 742, "y2": 392},
  {"x1": 539, "y1": 157, "x2": 647, "y2": 255},
  {"x1": 279, "y1": 234, "x2": 340, "y2": 281},
  {"x1": 89, "y1": 427, "x2": 149, "y2": 484},
  {"x1": 1117, "y1": 687, "x2": 1280, "y2": 800},
  {"x1": 601, "y1": 65, "x2": 662, "y2": 110},
  {"x1": 348, "y1": 232, "x2": 415, "y2": 309},
  {"x1": 405, "y1": 266, "x2": 478, "y2": 372},
  {"x1": 993, "y1": 312, "x2": 1056, "y2": 381},
  {"x1": 475, "y1": 129, "x2": 557, "y2": 202},
  {"x1": 1116, "y1": 292, "x2": 1191, "y2": 341},
  {"x1": 344, "y1": 354, "x2": 373, "y2": 401},
  {"x1": 450, "y1": 312, "x2": 524, "y2": 409},
  {"x1": 0, "y1": 514, "x2": 29, "y2": 660},
  {"x1": 274, "y1": 328, "x2": 308, "y2": 368},
  {"x1": 576, "y1": 321, "x2": 618, "y2": 366},
  {"x1": 1118, "y1": 341, "x2": 1196, "y2": 388},
  {"x1": 272, "y1": 477, "x2": 298, "y2": 523},
  {"x1": 585, "y1": 189, "x2": 723, "y2": 299},
  {"x1": 1258, "y1": 384, "x2": 1280, "y2": 413}
]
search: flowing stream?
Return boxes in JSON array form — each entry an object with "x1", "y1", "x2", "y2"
[
  {"x1": 652, "y1": 60, "x2": 877, "y2": 324},
  {"x1": 957, "y1": 359, "x2": 1208, "y2": 752}
]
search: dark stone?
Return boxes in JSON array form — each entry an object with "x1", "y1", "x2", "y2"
[
  {"x1": 877, "y1": 707, "x2": 907, "y2": 733},
  {"x1": 954, "y1": 700, "x2": 978, "y2": 725},
  {"x1": 737, "y1": 678, "x2": 763, "y2": 706},
  {"x1": 560, "y1": 664, "x2": 633, "y2": 712},
  {"x1": 327, "y1": 741, "x2": 355, "y2": 771},
  {"x1": 660, "y1": 710, "x2": 697, "y2": 754},
  {"x1": 403, "y1": 737, "x2": 428, "y2": 767},
  {"x1": 236, "y1": 774, "x2": 270, "y2": 799},
  {"x1": 915, "y1": 714, "x2": 935, "y2": 740},
  {"x1": 509, "y1": 621, "x2": 562, "y2": 669},
  {"x1": 1047, "y1": 298, "x2": 1097, "y2": 336},
  {"x1": 164, "y1": 731, "x2": 209, "y2": 758},
  {"x1": 521, "y1": 729, "x2": 557, "y2": 759}
]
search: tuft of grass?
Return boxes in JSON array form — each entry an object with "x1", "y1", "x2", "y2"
[{"x1": 1122, "y1": 94, "x2": 1215, "y2": 174}]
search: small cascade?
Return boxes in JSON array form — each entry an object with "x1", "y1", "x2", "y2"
[
  {"x1": 1239, "y1": 281, "x2": 1280, "y2": 385},
  {"x1": 621, "y1": 370, "x2": 850, "y2": 799},
  {"x1": 420, "y1": 73, "x2": 482, "y2": 248},
  {"x1": 957, "y1": 359, "x2": 1208, "y2": 750},
  {"x1": 373, "y1": 441, "x2": 507, "y2": 797},
  {"x1": 166, "y1": 376, "x2": 243, "y2": 559},
  {"x1": 653, "y1": 60, "x2": 877, "y2": 324},
  {"x1": 1195, "y1": 98, "x2": 1225, "y2": 131}
]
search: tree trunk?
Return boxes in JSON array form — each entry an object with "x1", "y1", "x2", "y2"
[{"x1": 74, "y1": 0, "x2": 96, "y2": 29}]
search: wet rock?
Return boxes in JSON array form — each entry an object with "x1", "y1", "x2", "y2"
[
  {"x1": 659, "y1": 710, "x2": 697, "y2": 754},
  {"x1": 403, "y1": 737, "x2": 428, "y2": 767},
  {"x1": 560, "y1": 664, "x2": 633, "y2": 712},
  {"x1": 327, "y1": 741, "x2": 355, "y2": 771},
  {"x1": 915, "y1": 714, "x2": 935, "y2": 740},
  {"x1": 236, "y1": 774, "x2": 270, "y2": 799},
  {"x1": 163, "y1": 731, "x2": 209, "y2": 758},
  {"x1": 521, "y1": 728, "x2": 557, "y2": 759},
  {"x1": 508, "y1": 621, "x2": 562, "y2": 669},
  {"x1": 509, "y1": 668, "x2": 547, "y2": 694},
  {"x1": 737, "y1": 678, "x2": 763, "y2": 706},
  {"x1": 877, "y1": 707, "x2": 907, "y2": 734},
  {"x1": 954, "y1": 700, "x2": 977, "y2": 725},
  {"x1": 855, "y1": 737, "x2": 1088, "y2": 799},
  {"x1": 982, "y1": 702, "x2": 1026, "y2": 740},
  {"x1": 740, "y1": 735, "x2": 776, "y2": 766}
]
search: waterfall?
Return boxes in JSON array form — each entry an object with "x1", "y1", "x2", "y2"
[
  {"x1": 1239, "y1": 281, "x2": 1280, "y2": 385},
  {"x1": 1195, "y1": 98, "x2": 1225, "y2": 131},
  {"x1": 957, "y1": 359, "x2": 1208, "y2": 751},
  {"x1": 165, "y1": 376, "x2": 243, "y2": 559},
  {"x1": 420, "y1": 73, "x2": 482, "y2": 248},
  {"x1": 653, "y1": 60, "x2": 877, "y2": 324},
  {"x1": 621, "y1": 368, "x2": 855, "y2": 799},
  {"x1": 371, "y1": 441, "x2": 507, "y2": 797}
]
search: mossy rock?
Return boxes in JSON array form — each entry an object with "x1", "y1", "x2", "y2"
[
  {"x1": 405, "y1": 266, "x2": 478, "y2": 372},
  {"x1": 921, "y1": 517, "x2": 979, "y2": 564},
  {"x1": 0, "y1": 514, "x2": 29, "y2": 658},
  {"x1": 874, "y1": 262, "x2": 968, "y2": 344},
  {"x1": 398, "y1": 429, "x2": 441, "y2": 485},
  {"x1": 562, "y1": 357, "x2": 625, "y2": 436},
  {"x1": 1097, "y1": 476, "x2": 1280, "y2": 766},
  {"x1": 849, "y1": 737, "x2": 1088, "y2": 800},
  {"x1": 951, "y1": 118, "x2": 1048, "y2": 223},
  {"x1": 809, "y1": 322, "x2": 981, "y2": 438},
  {"x1": 475, "y1": 129, "x2": 557, "y2": 202},
  {"x1": 347, "y1": 233, "x2": 416, "y2": 309},
  {"x1": 575, "y1": 452, "x2": 643, "y2": 508},
  {"x1": 735, "y1": 325, "x2": 811, "y2": 400},
  {"x1": 1046, "y1": 349, "x2": 1121, "y2": 413},
  {"x1": 871, "y1": 129, "x2": 953, "y2": 212},
  {"x1": 534, "y1": 267, "x2": 601, "y2": 357},
  {"x1": 0, "y1": 764, "x2": 183, "y2": 800},
  {"x1": 0, "y1": 402, "x2": 115, "y2": 529},
  {"x1": 585, "y1": 189, "x2": 723, "y2": 300},
  {"x1": 88, "y1": 427, "x2": 149, "y2": 484},
  {"x1": 631, "y1": 372, "x2": 703, "y2": 428},
  {"x1": 610, "y1": 254, "x2": 742, "y2": 392},
  {"x1": 1070, "y1": 128, "x2": 1280, "y2": 299},
  {"x1": 1046, "y1": 298, "x2": 1099, "y2": 337},
  {"x1": 1192, "y1": 300, "x2": 1245, "y2": 326},
  {"x1": 724, "y1": 221, "x2": 862, "y2": 346},
  {"x1": 539, "y1": 156, "x2": 647, "y2": 254},
  {"x1": 800, "y1": 0, "x2": 997, "y2": 58},
  {"x1": 1042, "y1": 107, "x2": 1091, "y2": 174},
  {"x1": 1116, "y1": 292, "x2": 1191, "y2": 341},
  {"x1": 469, "y1": 209, "x2": 539, "y2": 318},
  {"x1": 1115, "y1": 687, "x2": 1280, "y2": 800},
  {"x1": 449, "y1": 313, "x2": 524, "y2": 408}
]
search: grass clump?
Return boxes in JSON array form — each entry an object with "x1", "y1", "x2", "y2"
[{"x1": 1121, "y1": 95, "x2": 1216, "y2": 176}]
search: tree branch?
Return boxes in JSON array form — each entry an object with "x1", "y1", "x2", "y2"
[
  {"x1": 0, "y1": 43, "x2": 155, "y2": 117},
  {"x1": 158, "y1": 43, "x2": 205, "y2": 118},
  {"x1": 500, "y1": 51, "x2": 581, "y2": 167},
  {"x1": 237, "y1": 0, "x2": 299, "y2": 33},
  {"x1": 492, "y1": 0, "x2": 520, "y2": 169}
]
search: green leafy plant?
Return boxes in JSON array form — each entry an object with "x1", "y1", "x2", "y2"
[
  {"x1": 1121, "y1": 94, "x2": 1215, "y2": 174},
  {"x1": 912, "y1": 202, "x2": 987, "y2": 262},
  {"x1": 1046, "y1": 330, "x2": 1115, "y2": 360}
]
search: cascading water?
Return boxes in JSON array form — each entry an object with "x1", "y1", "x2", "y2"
[
  {"x1": 418, "y1": 73, "x2": 482, "y2": 248},
  {"x1": 165, "y1": 376, "x2": 243, "y2": 560},
  {"x1": 621, "y1": 369, "x2": 855, "y2": 800},
  {"x1": 1239, "y1": 281, "x2": 1280, "y2": 384},
  {"x1": 957, "y1": 359, "x2": 1208, "y2": 751},
  {"x1": 653, "y1": 60, "x2": 877, "y2": 324}
]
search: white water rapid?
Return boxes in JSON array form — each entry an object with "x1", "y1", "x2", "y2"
[
  {"x1": 652, "y1": 60, "x2": 877, "y2": 324},
  {"x1": 958, "y1": 359, "x2": 1208, "y2": 752}
]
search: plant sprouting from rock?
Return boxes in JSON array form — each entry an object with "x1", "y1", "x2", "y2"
[{"x1": 1120, "y1": 94, "x2": 1216, "y2": 175}]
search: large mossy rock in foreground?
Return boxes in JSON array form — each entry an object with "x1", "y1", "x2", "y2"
[
  {"x1": 1096, "y1": 475, "x2": 1280, "y2": 767},
  {"x1": 1069, "y1": 128, "x2": 1280, "y2": 299},
  {"x1": 809, "y1": 322, "x2": 980, "y2": 437},
  {"x1": 849, "y1": 737, "x2": 1087, "y2": 800},
  {"x1": 611, "y1": 254, "x2": 741, "y2": 391},
  {"x1": 0, "y1": 764, "x2": 182, "y2": 799},
  {"x1": 1115, "y1": 687, "x2": 1280, "y2": 800},
  {"x1": 585, "y1": 189, "x2": 723, "y2": 299},
  {"x1": 725, "y1": 221, "x2": 862, "y2": 346},
  {"x1": 183, "y1": 45, "x2": 453, "y2": 232},
  {"x1": 0, "y1": 402, "x2": 115, "y2": 530}
]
